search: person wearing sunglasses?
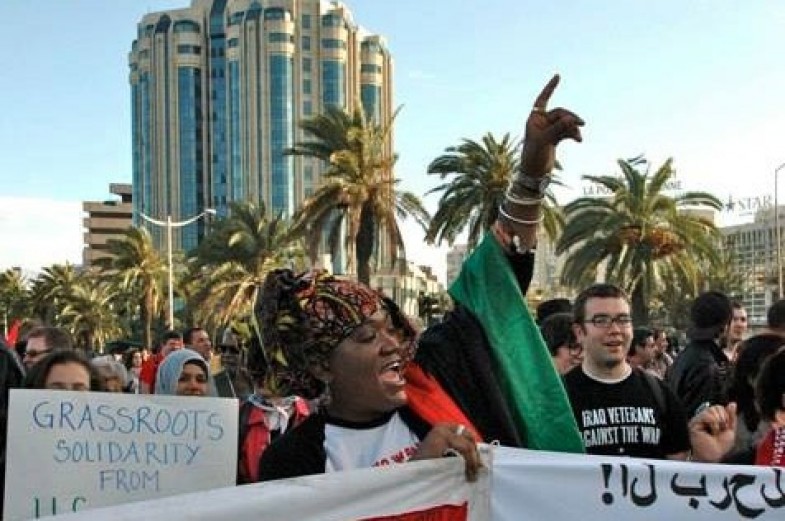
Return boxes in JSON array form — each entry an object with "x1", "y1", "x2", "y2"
[
  {"x1": 22, "y1": 326, "x2": 73, "y2": 370},
  {"x1": 563, "y1": 283, "x2": 691, "y2": 460}
]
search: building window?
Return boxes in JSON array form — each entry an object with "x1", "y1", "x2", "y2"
[
  {"x1": 269, "y1": 33, "x2": 292, "y2": 43},
  {"x1": 264, "y1": 8, "x2": 287, "y2": 20},
  {"x1": 361, "y1": 64, "x2": 381, "y2": 73},
  {"x1": 302, "y1": 14, "x2": 312, "y2": 29},
  {"x1": 302, "y1": 57, "x2": 312, "y2": 72},
  {"x1": 303, "y1": 101, "x2": 313, "y2": 115},
  {"x1": 228, "y1": 38, "x2": 239, "y2": 48},
  {"x1": 303, "y1": 79, "x2": 311, "y2": 95},
  {"x1": 228, "y1": 11, "x2": 244, "y2": 25},
  {"x1": 173, "y1": 20, "x2": 200, "y2": 33},
  {"x1": 362, "y1": 41, "x2": 381, "y2": 53},
  {"x1": 177, "y1": 45, "x2": 201, "y2": 55},
  {"x1": 322, "y1": 39, "x2": 346, "y2": 49},
  {"x1": 302, "y1": 35, "x2": 311, "y2": 51},
  {"x1": 322, "y1": 14, "x2": 343, "y2": 28}
]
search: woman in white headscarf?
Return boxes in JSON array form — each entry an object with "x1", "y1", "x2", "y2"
[{"x1": 154, "y1": 349, "x2": 214, "y2": 397}]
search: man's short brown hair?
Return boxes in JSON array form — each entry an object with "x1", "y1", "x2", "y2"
[{"x1": 25, "y1": 326, "x2": 73, "y2": 350}]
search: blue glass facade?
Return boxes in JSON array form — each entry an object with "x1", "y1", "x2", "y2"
[
  {"x1": 228, "y1": 60, "x2": 242, "y2": 201},
  {"x1": 269, "y1": 54, "x2": 294, "y2": 216},
  {"x1": 177, "y1": 67, "x2": 203, "y2": 251},
  {"x1": 361, "y1": 84, "x2": 381, "y2": 123},
  {"x1": 208, "y1": 0, "x2": 229, "y2": 217},
  {"x1": 322, "y1": 60, "x2": 345, "y2": 108},
  {"x1": 130, "y1": 1, "x2": 390, "y2": 261},
  {"x1": 140, "y1": 73, "x2": 152, "y2": 220}
]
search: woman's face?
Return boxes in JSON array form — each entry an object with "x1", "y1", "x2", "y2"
[
  {"x1": 45, "y1": 362, "x2": 91, "y2": 391},
  {"x1": 131, "y1": 351, "x2": 143, "y2": 368},
  {"x1": 177, "y1": 361, "x2": 208, "y2": 396},
  {"x1": 97, "y1": 367, "x2": 124, "y2": 393},
  {"x1": 323, "y1": 310, "x2": 408, "y2": 422}
]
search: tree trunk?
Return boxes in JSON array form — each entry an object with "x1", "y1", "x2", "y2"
[
  {"x1": 142, "y1": 288, "x2": 153, "y2": 349},
  {"x1": 631, "y1": 282, "x2": 649, "y2": 326},
  {"x1": 356, "y1": 204, "x2": 376, "y2": 285}
]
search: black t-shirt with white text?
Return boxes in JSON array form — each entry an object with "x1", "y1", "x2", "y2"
[{"x1": 563, "y1": 367, "x2": 690, "y2": 459}]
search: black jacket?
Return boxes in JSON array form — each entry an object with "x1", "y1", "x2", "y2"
[{"x1": 666, "y1": 338, "x2": 730, "y2": 418}]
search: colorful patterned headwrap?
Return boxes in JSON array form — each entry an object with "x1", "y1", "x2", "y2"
[{"x1": 252, "y1": 269, "x2": 414, "y2": 399}]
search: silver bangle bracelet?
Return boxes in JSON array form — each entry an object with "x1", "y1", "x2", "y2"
[
  {"x1": 505, "y1": 189, "x2": 544, "y2": 206},
  {"x1": 498, "y1": 204, "x2": 543, "y2": 225}
]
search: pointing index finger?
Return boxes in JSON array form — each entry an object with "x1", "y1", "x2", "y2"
[{"x1": 533, "y1": 74, "x2": 560, "y2": 110}]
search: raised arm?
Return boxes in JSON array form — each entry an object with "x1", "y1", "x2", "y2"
[{"x1": 494, "y1": 74, "x2": 584, "y2": 252}]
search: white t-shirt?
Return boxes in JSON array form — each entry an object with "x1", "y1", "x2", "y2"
[{"x1": 324, "y1": 411, "x2": 420, "y2": 472}]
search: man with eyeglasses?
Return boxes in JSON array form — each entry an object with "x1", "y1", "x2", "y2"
[
  {"x1": 22, "y1": 326, "x2": 73, "y2": 370},
  {"x1": 563, "y1": 283, "x2": 691, "y2": 460}
]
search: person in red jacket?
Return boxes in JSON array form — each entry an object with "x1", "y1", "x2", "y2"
[{"x1": 138, "y1": 330, "x2": 183, "y2": 394}]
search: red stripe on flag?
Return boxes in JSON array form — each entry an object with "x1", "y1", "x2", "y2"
[{"x1": 360, "y1": 502, "x2": 468, "y2": 521}]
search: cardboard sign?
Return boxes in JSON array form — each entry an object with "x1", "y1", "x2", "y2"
[{"x1": 4, "y1": 390, "x2": 238, "y2": 520}]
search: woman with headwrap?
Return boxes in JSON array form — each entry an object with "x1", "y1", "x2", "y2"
[
  {"x1": 256, "y1": 270, "x2": 481, "y2": 480},
  {"x1": 154, "y1": 349, "x2": 214, "y2": 397},
  {"x1": 257, "y1": 75, "x2": 587, "y2": 481}
]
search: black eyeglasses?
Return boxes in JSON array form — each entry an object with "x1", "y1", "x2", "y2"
[
  {"x1": 584, "y1": 314, "x2": 633, "y2": 328},
  {"x1": 24, "y1": 348, "x2": 51, "y2": 358}
]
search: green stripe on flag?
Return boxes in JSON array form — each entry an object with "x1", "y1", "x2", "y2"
[{"x1": 449, "y1": 233, "x2": 584, "y2": 453}]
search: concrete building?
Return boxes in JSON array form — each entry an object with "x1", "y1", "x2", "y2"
[
  {"x1": 371, "y1": 261, "x2": 444, "y2": 321},
  {"x1": 445, "y1": 244, "x2": 468, "y2": 288},
  {"x1": 720, "y1": 206, "x2": 784, "y2": 327},
  {"x1": 82, "y1": 184, "x2": 133, "y2": 266},
  {"x1": 129, "y1": 0, "x2": 393, "y2": 259}
]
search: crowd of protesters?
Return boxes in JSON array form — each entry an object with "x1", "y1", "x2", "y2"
[{"x1": 1, "y1": 75, "x2": 784, "y2": 512}]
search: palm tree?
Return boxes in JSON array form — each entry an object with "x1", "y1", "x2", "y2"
[
  {"x1": 28, "y1": 263, "x2": 82, "y2": 324},
  {"x1": 0, "y1": 268, "x2": 29, "y2": 333},
  {"x1": 189, "y1": 201, "x2": 304, "y2": 328},
  {"x1": 286, "y1": 106, "x2": 429, "y2": 284},
  {"x1": 425, "y1": 133, "x2": 562, "y2": 249},
  {"x1": 557, "y1": 156, "x2": 723, "y2": 323},
  {"x1": 94, "y1": 227, "x2": 166, "y2": 348},
  {"x1": 59, "y1": 275, "x2": 122, "y2": 351}
]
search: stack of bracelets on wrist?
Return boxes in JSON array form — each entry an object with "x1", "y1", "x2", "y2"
[{"x1": 499, "y1": 187, "x2": 544, "y2": 225}]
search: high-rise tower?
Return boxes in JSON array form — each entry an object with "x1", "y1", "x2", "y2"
[{"x1": 129, "y1": 0, "x2": 393, "y2": 253}]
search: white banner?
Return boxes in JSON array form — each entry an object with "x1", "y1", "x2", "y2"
[
  {"x1": 55, "y1": 454, "x2": 492, "y2": 521},
  {"x1": 493, "y1": 446, "x2": 785, "y2": 520},
  {"x1": 4, "y1": 390, "x2": 238, "y2": 520},
  {"x1": 10, "y1": 435, "x2": 785, "y2": 520}
]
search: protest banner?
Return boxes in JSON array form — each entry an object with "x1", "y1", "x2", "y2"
[
  {"x1": 11, "y1": 435, "x2": 785, "y2": 520},
  {"x1": 493, "y1": 446, "x2": 785, "y2": 520},
  {"x1": 4, "y1": 389, "x2": 238, "y2": 520},
  {"x1": 55, "y1": 453, "x2": 492, "y2": 521}
]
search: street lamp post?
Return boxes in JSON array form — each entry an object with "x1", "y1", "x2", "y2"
[
  {"x1": 138, "y1": 208, "x2": 216, "y2": 328},
  {"x1": 775, "y1": 163, "x2": 785, "y2": 299}
]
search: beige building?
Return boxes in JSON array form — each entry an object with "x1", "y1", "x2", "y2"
[
  {"x1": 371, "y1": 262, "x2": 444, "y2": 320},
  {"x1": 445, "y1": 244, "x2": 468, "y2": 288},
  {"x1": 82, "y1": 184, "x2": 133, "y2": 266},
  {"x1": 721, "y1": 206, "x2": 783, "y2": 327}
]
